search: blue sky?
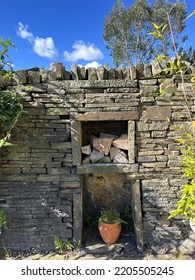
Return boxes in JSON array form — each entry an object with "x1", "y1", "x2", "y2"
[{"x1": 0, "y1": 0, "x2": 195, "y2": 71}]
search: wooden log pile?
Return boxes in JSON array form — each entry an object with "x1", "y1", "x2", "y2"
[{"x1": 81, "y1": 133, "x2": 129, "y2": 164}]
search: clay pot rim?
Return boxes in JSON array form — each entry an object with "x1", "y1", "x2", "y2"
[{"x1": 98, "y1": 222, "x2": 122, "y2": 225}]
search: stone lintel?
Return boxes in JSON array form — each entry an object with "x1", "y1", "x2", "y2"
[
  {"x1": 77, "y1": 163, "x2": 138, "y2": 174},
  {"x1": 71, "y1": 111, "x2": 139, "y2": 121}
]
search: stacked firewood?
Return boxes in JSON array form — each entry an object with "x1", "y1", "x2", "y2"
[{"x1": 81, "y1": 133, "x2": 129, "y2": 164}]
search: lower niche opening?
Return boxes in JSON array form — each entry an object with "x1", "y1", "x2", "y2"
[{"x1": 82, "y1": 172, "x2": 137, "y2": 254}]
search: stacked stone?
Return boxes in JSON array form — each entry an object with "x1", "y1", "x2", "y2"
[
  {"x1": 137, "y1": 78, "x2": 195, "y2": 251},
  {"x1": 0, "y1": 60, "x2": 194, "y2": 88},
  {"x1": 0, "y1": 60, "x2": 195, "y2": 253},
  {"x1": 0, "y1": 82, "x2": 80, "y2": 251}
]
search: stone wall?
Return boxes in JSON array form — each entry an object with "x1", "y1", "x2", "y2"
[{"x1": 0, "y1": 62, "x2": 194, "y2": 253}]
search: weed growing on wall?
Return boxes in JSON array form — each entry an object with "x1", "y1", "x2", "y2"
[
  {"x1": 54, "y1": 235, "x2": 74, "y2": 255},
  {"x1": 0, "y1": 209, "x2": 9, "y2": 257},
  {"x1": 0, "y1": 209, "x2": 6, "y2": 232}
]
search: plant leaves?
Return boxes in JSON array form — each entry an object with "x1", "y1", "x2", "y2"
[{"x1": 186, "y1": 10, "x2": 195, "y2": 21}]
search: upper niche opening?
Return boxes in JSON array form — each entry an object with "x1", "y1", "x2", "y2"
[{"x1": 81, "y1": 121, "x2": 129, "y2": 164}]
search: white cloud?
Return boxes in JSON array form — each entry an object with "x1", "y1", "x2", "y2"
[
  {"x1": 17, "y1": 22, "x2": 33, "y2": 41},
  {"x1": 64, "y1": 41, "x2": 104, "y2": 62},
  {"x1": 33, "y1": 37, "x2": 58, "y2": 59},
  {"x1": 78, "y1": 61, "x2": 102, "y2": 69},
  {"x1": 16, "y1": 22, "x2": 58, "y2": 59}
]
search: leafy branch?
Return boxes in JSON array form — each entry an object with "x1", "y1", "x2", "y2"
[
  {"x1": 0, "y1": 37, "x2": 15, "y2": 77},
  {"x1": 0, "y1": 37, "x2": 24, "y2": 148},
  {"x1": 0, "y1": 91, "x2": 24, "y2": 147},
  {"x1": 150, "y1": 8, "x2": 195, "y2": 224},
  {"x1": 168, "y1": 183, "x2": 195, "y2": 223}
]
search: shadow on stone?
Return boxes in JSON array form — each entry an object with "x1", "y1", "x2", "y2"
[{"x1": 84, "y1": 230, "x2": 137, "y2": 256}]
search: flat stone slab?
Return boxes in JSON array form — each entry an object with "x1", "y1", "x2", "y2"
[
  {"x1": 142, "y1": 106, "x2": 171, "y2": 121},
  {"x1": 179, "y1": 233, "x2": 195, "y2": 254},
  {"x1": 77, "y1": 163, "x2": 138, "y2": 174},
  {"x1": 72, "y1": 111, "x2": 139, "y2": 121}
]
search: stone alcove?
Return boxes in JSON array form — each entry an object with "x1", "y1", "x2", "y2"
[
  {"x1": 82, "y1": 172, "x2": 133, "y2": 249},
  {"x1": 83, "y1": 173, "x2": 131, "y2": 216},
  {"x1": 70, "y1": 111, "x2": 144, "y2": 252}
]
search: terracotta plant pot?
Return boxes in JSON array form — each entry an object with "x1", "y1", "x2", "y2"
[{"x1": 98, "y1": 223, "x2": 122, "y2": 244}]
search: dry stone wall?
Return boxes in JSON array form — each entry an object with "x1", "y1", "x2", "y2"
[{"x1": 0, "y1": 62, "x2": 194, "y2": 253}]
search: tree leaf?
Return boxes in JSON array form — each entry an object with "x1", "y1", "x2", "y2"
[{"x1": 186, "y1": 10, "x2": 195, "y2": 21}]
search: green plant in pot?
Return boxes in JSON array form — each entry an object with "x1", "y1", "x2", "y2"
[
  {"x1": 98, "y1": 209, "x2": 126, "y2": 245},
  {"x1": 0, "y1": 210, "x2": 6, "y2": 235}
]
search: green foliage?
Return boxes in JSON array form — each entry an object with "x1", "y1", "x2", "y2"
[
  {"x1": 103, "y1": 0, "x2": 131, "y2": 67},
  {"x1": 150, "y1": 8, "x2": 195, "y2": 224},
  {"x1": 149, "y1": 23, "x2": 167, "y2": 40},
  {"x1": 0, "y1": 210, "x2": 6, "y2": 231},
  {"x1": 0, "y1": 37, "x2": 24, "y2": 148},
  {"x1": 0, "y1": 91, "x2": 23, "y2": 132},
  {"x1": 125, "y1": 0, "x2": 153, "y2": 65},
  {"x1": 178, "y1": 46, "x2": 195, "y2": 64},
  {"x1": 54, "y1": 235, "x2": 74, "y2": 254},
  {"x1": 99, "y1": 209, "x2": 126, "y2": 224},
  {"x1": 168, "y1": 131, "x2": 195, "y2": 223},
  {"x1": 191, "y1": 74, "x2": 195, "y2": 88},
  {"x1": 178, "y1": 132, "x2": 195, "y2": 178},
  {"x1": 103, "y1": 0, "x2": 186, "y2": 67},
  {"x1": 27, "y1": 86, "x2": 33, "y2": 92},
  {"x1": 168, "y1": 182, "x2": 195, "y2": 222},
  {"x1": 150, "y1": 23, "x2": 189, "y2": 74},
  {"x1": 122, "y1": 206, "x2": 133, "y2": 232},
  {"x1": 104, "y1": 0, "x2": 153, "y2": 66},
  {"x1": 1, "y1": 240, "x2": 10, "y2": 257},
  {"x1": 0, "y1": 210, "x2": 9, "y2": 257},
  {"x1": 151, "y1": 0, "x2": 186, "y2": 56},
  {"x1": 0, "y1": 36, "x2": 15, "y2": 76},
  {"x1": 84, "y1": 214, "x2": 98, "y2": 229},
  {"x1": 186, "y1": 10, "x2": 195, "y2": 21},
  {"x1": 0, "y1": 91, "x2": 24, "y2": 147}
]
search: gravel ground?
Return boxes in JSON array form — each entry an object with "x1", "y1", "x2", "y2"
[{"x1": 0, "y1": 248, "x2": 194, "y2": 260}]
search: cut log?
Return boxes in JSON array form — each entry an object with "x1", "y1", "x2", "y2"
[
  {"x1": 90, "y1": 149, "x2": 104, "y2": 163},
  {"x1": 113, "y1": 134, "x2": 128, "y2": 150},
  {"x1": 113, "y1": 151, "x2": 129, "y2": 164},
  {"x1": 110, "y1": 147, "x2": 121, "y2": 161},
  {"x1": 81, "y1": 145, "x2": 91, "y2": 155},
  {"x1": 98, "y1": 156, "x2": 111, "y2": 163},
  {"x1": 93, "y1": 137, "x2": 113, "y2": 155}
]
